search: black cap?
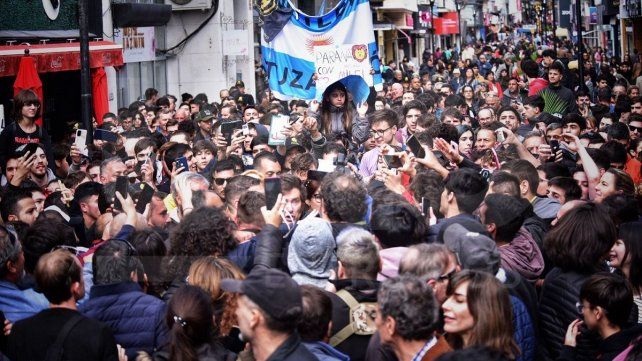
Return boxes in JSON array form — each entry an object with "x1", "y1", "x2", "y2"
[
  {"x1": 196, "y1": 109, "x2": 215, "y2": 122},
  {"x1": 221, "y1": 268, "x2": 302, "y2": 319},
  {"x1": 235, "y1": 80, "x2": 245, "y2": 88}
]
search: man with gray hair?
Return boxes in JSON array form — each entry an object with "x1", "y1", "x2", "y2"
[
  {"x1": 375, "y1": 275, "x2": 451, "y2": 360},
  {"x1": 398, "y1": 243, "x2": 458, "y2": 304},
  {"x1": 170, "y1": 171, "x2": 211, "y2": 221},
  {"x1": 326, "y1": 227, "x2": 381, "y2": 361},
  {"x1": 99, "y1": 157, "x2": 127, "y2": 184}
]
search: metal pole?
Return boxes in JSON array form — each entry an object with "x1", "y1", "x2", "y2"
[
  {"x1": 575, "y1": 0, "x2": 584, "y2": 88},
  {"x1": 79, "y1": 0, "x2": 93, "y2": 143},
  {"x1": 429, "y1": 4, "x2": 434, "y2": 52},
  {"x1": 542, "y1": 1, "x2": 548, "y2": 44}
]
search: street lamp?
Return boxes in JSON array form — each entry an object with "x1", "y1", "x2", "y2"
[{"x1": 455, "y1": 0, "x2": 466, "y2": 48}]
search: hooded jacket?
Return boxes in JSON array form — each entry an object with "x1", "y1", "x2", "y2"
[{"x1": 499, "y1": 228, "x2": 544, "y2": 282}]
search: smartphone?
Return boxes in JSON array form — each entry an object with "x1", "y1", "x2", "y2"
[
  {"x1": 242, "y1": 123, "x2": 250, "y2": 136},
  {"x1": 308, "y1": 170, "x2": 328, "y2": 182},
  {"x1": 74, "y1": 129, "x2": 88, "y2": 156},
  {"x1": 94, "y1": 129, "x2": 118, "y2": 143},
  {"x1": 136, "y1": 183, "x2": 155, "y2": 214},
  {"x1": 550, "y1": 139, "x2": 560, "y2": 154},
  {"x1": 221, "y1": 120, "x2": 243, "y2": 144},
  {"x1": 174, "y1": 156, "x2": 189, "y2": 172},
  {"x1": 383, "y1": 155, "x2": 403, "y2": 169},
  {"x1": 496, "y1": 130, "x2": 506, "y2": 142},
  {"x1": 421, "y1": 197, "x2": 430, "y2": 216},
  {"x1": 114, "y1": 176, "x2": 129, "y2": 211},
  {"x1": 406, "y1": 135, "x2": 425, "y2": 158},
  {"x1": 17, "y1": 143, "x2": 39, "y2": 157},
  {"x1": 264, "y1": 178, "x2": 282, "y2": 209}
]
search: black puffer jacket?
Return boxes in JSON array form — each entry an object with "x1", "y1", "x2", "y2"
[{"x1": 538, "y1": 268, "x2": 599, "y2": 361}]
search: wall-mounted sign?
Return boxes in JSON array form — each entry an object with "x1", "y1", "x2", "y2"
[
  {"x1": 42, "y1": 0, "x2": 60, "y2": 20},
  {"x1": 114, "y1": 27, "x2": 156, "y2": 63}
]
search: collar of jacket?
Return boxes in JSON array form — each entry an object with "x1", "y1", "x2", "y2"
[
  {"x1": 266, "y1": 332, "x2": 304, "y2": 361},
  {"x1": 90, "y1": 281, "x2": 142, "y2": 298},
  {"x1": 331, "y1": 278, "x2": 380, "y2": 292}
]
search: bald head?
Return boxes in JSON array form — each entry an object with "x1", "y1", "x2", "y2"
[{"x1": 552, "y1": 200, "x2": 586, "y2": 226}]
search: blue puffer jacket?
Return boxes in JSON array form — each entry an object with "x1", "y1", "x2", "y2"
[
  {"x1": 79, "y1": 281, "x2": 169, "y2": 360},
  {"x1": 511, "y1": 295, "x2": 536, "y2": 361}
]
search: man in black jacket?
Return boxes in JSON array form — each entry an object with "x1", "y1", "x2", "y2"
[
  {"x1": 221, "y1": 268, "x2": 317, "y2": 361},
  {"x1": 4, "y1": 249, "x2": 120, "y2": 361},
  {"x1": 327, "y1": 227, "x2": 380, "y2": 361}
]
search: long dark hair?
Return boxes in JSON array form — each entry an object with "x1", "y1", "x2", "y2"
[
  {"x1": 619, "y1": 222, "x2": 642, "y2": 293},
  {"x1": 544, "y1": 202, "x2": 616, "y2": 273},
  {"x1": 167, "y1": 285, "x2": 215, "y2": 361},
  {"x1": 320, "y1": 82, "x2": 354, "y2": 137},
  {"x1": 12, "y1": 89, "x2": 41, "y2": 122},
  {"x1": 446, "y1": 270, "x2": 519, "y2": 360}
]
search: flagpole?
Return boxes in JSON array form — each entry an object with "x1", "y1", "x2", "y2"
[{"x1": 79, "y1": 0, "x2": 94, "y2": 143}]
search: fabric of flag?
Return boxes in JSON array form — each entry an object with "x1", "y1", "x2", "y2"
[{"x1": 260, "y1": 0, "x2": 383, "y2": 103}]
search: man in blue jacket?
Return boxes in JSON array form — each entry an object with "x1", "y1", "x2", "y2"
[{"x1": 80, "y1": 240, "x2": 168, "y2": 360}]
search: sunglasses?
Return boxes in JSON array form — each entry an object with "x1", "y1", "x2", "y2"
[
  {"x1": 214, "y1": 177, "x2": 231, "y2": 186},
  {"x1": 629, "y1": 125, "x2": 642, "y2": 133},
  {"x1": 52, "y1": 245, "x2": 89, "y2": 256}
]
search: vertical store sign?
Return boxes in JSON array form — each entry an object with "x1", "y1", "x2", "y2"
[{"x1": 115, "y1": 27, "x2": 156, "y2": 63}]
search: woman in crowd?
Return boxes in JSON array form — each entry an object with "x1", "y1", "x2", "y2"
[
  {"x1": 187, "y1": 257, "x2": 246, "y2": 353},
  {"x1": 539, "y1": 202, "x2": 617, "y2": 360},
  {"x1": 442, "y1": 270, "x2": 518, "y2": 360},
  {"x1": 594, "y1": 168, "x2": 636, "y2": 203},
  {"x1": 609, "y1": 221, "x2": 642, "y2": 322},
  {"x1": 456, "y1": 125, "x2": 475, "y2": 159},
  {"x1": 140, "y1": 285, "x2": 236, "y2": 361},
  {"x1": 308, "y1": 81, "x2": 369, "y2": 144},
  {"x1": 0, "y1": 89, "x2": 53, "y2": 167}
]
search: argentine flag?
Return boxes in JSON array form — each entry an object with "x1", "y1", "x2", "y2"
[{"x1": 261, "y1": 0, "x2": 383, "y2": 103}]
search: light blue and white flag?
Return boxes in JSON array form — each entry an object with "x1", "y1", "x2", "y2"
[{"x1": 261, "y1": 0, "x2": 383, "y2": 103}]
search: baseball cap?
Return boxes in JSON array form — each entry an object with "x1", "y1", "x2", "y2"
[
  {"x1": 195, "y1": 109, "x2": 215, "y2": 122},
  {"x1": 235, "y1": 80, "x2": 245, "y2": 88},
  {"x1": 221, "y1": 268, "x2": 302, "y2": 319},
  {"x1": 443, "y1": 223, "x2": 501, "y2": 275}
]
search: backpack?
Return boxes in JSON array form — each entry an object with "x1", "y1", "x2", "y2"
[{"x1": 329, "y1": 289, "x2": 378, "y2": 347}]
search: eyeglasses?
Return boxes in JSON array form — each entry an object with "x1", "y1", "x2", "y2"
[
  {"x1": 214, "y1": 177, "x2": 231, "y2": 186},
  {"x1": 436, "y1": 268, "x2": 457, "y2": 283},
  {"x1": 629, "y1": 125, "x2": 642, "y2": 133},
  {"x1": 370, "y1": 126, "x2": 393, "y2": 138},
  {"x1": 52, "y1": 245, "x2": 89, "y2": 256},
  {"x1": 575, "y1": 302, "x2": 585, "y2": 314}
]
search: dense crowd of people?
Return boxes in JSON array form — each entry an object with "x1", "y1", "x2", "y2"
[{"x1": 0, "y1": 34, "x2": 642, "y2": 361}]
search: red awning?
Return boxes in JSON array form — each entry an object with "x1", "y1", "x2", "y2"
[{"x1": 0, "y1": 41, "x2": 123, "y2": 77}]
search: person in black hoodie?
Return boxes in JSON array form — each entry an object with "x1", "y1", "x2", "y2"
[
  {"x1": 561, "y1": 273, "x2": 642, "y2": 361},
  {"x1": 538, "y1": 62, "x2": 577, "y2": 118}
]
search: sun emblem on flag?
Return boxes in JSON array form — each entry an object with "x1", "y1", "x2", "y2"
[
  {"x1": 306, "y1": 35, "x2": 334, "y2": 54},
  {"x1": 352, "y1": 45, "x2": 368, "y2": 62}
]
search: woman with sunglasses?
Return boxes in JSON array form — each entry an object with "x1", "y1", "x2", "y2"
[{"x1": 0, "y1": 90, "x2": 54, "y2": 171}]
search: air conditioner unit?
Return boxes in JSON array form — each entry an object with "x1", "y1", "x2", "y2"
[{"x1": 165, "y1": 0, "x2": 212, "y2": 11}]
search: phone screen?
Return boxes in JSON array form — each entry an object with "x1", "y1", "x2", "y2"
[
  {"x1": 383, "y1": 155, "x2": 403, "y2": 169},
  {"x1": 94, "y1": 129, "x2": 118, "y2": 143},
  {"x1": 421, "y1": 197, "x2": 430, "y2": 216},
  {"x1": 114, "y1": 176, "x2": 129, "y2": 211},
  {"x1": 406, "y1": 136, "x2": 425, "y2": 158},
  {"x1": 221, "y1": 121, "x2": 243, "y2": 144},
  {"x1": 136, "y1": 183, "x2": 155, "y2": 214},
  {"x1": 264, "y1": 178, "x2": 282, "y2": 209}
]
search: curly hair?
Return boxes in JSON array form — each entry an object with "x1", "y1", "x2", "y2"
[
  {"x1": 320, "y1": 172, "x2": 367, "y2": 223},
  {"x1": 378, "y1": 275, "x2": 439, "y2": 341},
  {"x1": 164, "y1": 207, "x2": 237, "y2": 282},
  {"x1": 188, "y1": 257, "x2": 245, "y2": 337}
]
